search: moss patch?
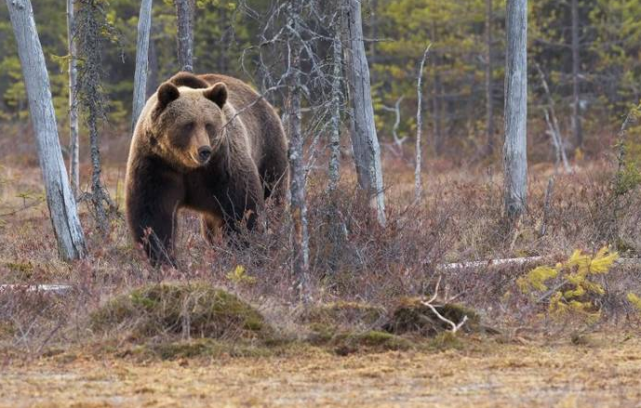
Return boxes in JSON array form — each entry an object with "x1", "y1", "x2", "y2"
[
  {"x1": 91, "y1": 283, "x2": 273, "y2": 342},
  {"x1": 383, "y1": 297, "x2": 482, "y2": 336},
  {"x1": 131, "y1": 339, "x2": 272, "y2": 360}
]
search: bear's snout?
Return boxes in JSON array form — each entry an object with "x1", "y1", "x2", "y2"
[{"x1": 197, "y1": 146, "x2": 212, "y2": 164}]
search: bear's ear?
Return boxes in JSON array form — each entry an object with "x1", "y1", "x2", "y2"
[
  {"x1": 203, "y1": 83, "x2": 227, "y2": 108},
  {"x1": 157, "y1": 82, "x2": 180, "y2": 111}
]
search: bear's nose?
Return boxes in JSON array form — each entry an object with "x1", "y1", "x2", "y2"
[{"x1": 198, "y1": 146, "x2": 212, "y2": 163}]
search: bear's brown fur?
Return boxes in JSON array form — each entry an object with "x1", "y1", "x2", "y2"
[{"x1": 125, "y1": 72, "x2": 288, "y2": 266}]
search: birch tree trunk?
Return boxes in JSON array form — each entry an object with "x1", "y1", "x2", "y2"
[
  {"x1": 503, "y1": 0, "x2": 528, "y2": 220},
  {"x1": 131, "y1": 0, "x2": 153, "y2": 131},
  {"x1": 485, "y1": 0, "x2": 495, "y2": 156},
  {"x1": 287, "y1": 0, "x2": 310, "y2": 303},
  {"x1": 174, "y1": 0, "x2": 193, "y2": 72},
  {"x1": 342, "y1": 0, "x2": 386, "y2": 227},
  {"x1": 6, "y1": 0, "x2": 87, "y2": 261},
  {"x1": 415, "y1": 44, "x2": 430, "y2": 200},
  {"x1": 66, "y1": 0, "x2": 80, "y2": 196},
  {"x1": 571, "y1": 0, "x2": 583, "y2": 149}
]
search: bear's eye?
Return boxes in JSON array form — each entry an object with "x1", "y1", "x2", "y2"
[
  {"x1": 182, "y1": 122, "x2": 195, "y2": 132},
  {"x1": 205, "y1": 124, "x2": 215, "y2": 134}
]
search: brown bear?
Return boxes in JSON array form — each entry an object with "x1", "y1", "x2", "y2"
[{"x1": 125, "y1": 72, "x2": 288, "y2": 266}]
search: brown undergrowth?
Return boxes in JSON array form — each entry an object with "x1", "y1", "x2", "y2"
[{"x1": 2, "y1": 159, "x2": 641, "y2": 362}]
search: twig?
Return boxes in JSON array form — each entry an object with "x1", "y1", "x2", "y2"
[{"x1": 420, "y1": 276, "x2": 468, "y2": 334}]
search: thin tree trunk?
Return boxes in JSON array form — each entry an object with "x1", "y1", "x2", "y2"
[
  {"x1": 571, "y1": 0, "x2": 583, "y2": 148},
  {"x1": 88, "y1": 106, "x2": 109, "y2": 231},
  {"x1": 287, "y1": 0, "x2": 310, "y2": 304},
  {"x1": 326, "y1": 25, "x2": 347, "y2": 275},
  {"x1": 131, "y1": 0, "x2": 153, "y2": 131},
  {"x1": 6, "y1": 0, "x2": 86, "y2": 261},
  {"x1": 66, "y1": 0, "x2": 80, "y2": 196},
  {"x1": 174, "y1": 0, "x2": 193, "y2": 72},
  {"x1": 76, "y1": 0, "x2": 114, "y2": 233},
  {"x1": 329, "y1": 32, "x2": 343, "y2": 194},
  {"x1": 415, "y1": 44, "x2": 431, "y2": 200},
  {"x1": 342, "y1": 0, "x2": 386, "y2": 227},
  {"x1": 485, "y1": 0, "x2": 495, "y2": 156},
  {"x1": 504, "y1": 0, "x2": 528, "y2": 220}
]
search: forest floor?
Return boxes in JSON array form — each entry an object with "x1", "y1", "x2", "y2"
[
  {"x1": 3, "y1": 159, "x2": 641, "y2": 407},
  {"x1": 3, "y1": 336, "x2": 641, "y2": 407}
]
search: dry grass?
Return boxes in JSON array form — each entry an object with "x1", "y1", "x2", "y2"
[
  {"x1": 3, "y1": 146, "x2": 641, "y2": 405},
  {"x1": 2, "y1": 335, "x2": 641, "y2": 407}
]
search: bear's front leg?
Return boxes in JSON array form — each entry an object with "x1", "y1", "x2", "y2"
[{"x1": 126, "y1": 159, "x2": 185, "y2": 267}]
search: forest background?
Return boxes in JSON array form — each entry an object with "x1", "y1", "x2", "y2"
[{"x1": 2, "y1": 0, "x2": 640, "y2": 166}]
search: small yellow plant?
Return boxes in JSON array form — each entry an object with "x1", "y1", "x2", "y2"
[
  {"x1": 627, "y1": 293, "x2": 641, "y2": 313},
  {"x1": 226, "y1": 265, "x2": 256, "y2": 286},
  {"x1": 518, "y1": 247, "x2": 618, "y2": 321}
]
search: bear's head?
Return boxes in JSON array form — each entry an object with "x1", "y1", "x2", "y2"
[{"x1": 148, "y1": 80, "x2": 228, "y2": 170}]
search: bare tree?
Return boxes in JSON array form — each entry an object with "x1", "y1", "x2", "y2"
[
  {"x1": 328, "y1": 31, "x2": 343, "y2": 194},
  {"x1": 571, "y1": 0, "x2": 583, "y2": 149},
  {"x1": 174, "y1": 0, "x2": 193, "y2": 72},
  {"x1": 342, "y1": 0, "x2": 386, "y2": 227},
  {"x1": 76, "y1": 0, "x2": 116, "y2": 232},
  {"x1": 415, "y1": 44, "x2": 431, "y2": 200},
  {"x1": 66, "y1": 0, "x2": 80, "y2": 195},
  {"x1": 131, "y1": 0, "x2": 153, "y2": 131},
  {"x1": 286, "y1": 0, "x2": 311, "y2": 304},
  {"x1": 503, "y1": 0, "x2": 528, "y2": 220},
  {"x1": 485, "y1": 0, "x2": 495, "y2": 156},
  {"x1": 6, "y1": 0, "x2": 87, "y2": 261}
]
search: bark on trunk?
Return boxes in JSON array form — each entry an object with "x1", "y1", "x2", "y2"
[
  {"x1": 415, "y1": 44, "x2": 431, "y2": 200},
  {"x1": 6, "y1": 0, "x2": 86, "y2": 261},
  {"x1": 503, "y1": 0, "x2": 528, "y2": 220},
  {"x1": 571, "y1": 0, "x2": 583, "y2": 148},
  {"x1": 329, "y1": 32, "x2": 343, "y2": 194},
  {"x1": 66, "y1": 0, "x2": 80, "y2": 196},
  {"x1": 342, "y1": 0, "x2": 386, "y2": 227},
  {"x1": 174, "y1": 0, "x2": 193, "y2": 72},
  {"x1": 287, "y1": 0, "x2": 310, "y2": 304},
  {"x1": 485, "y1": 0, "x2": 495, "y2": 156},
  {"x1": 131, "y1": 0, "x2": 153, "y2": 131}
]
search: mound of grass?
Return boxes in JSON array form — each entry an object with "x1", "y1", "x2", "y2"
[
  {"x1": 312, "y1": 329, "x2": 414, "y2": 356},
  {"x1": 300, "y1": 301, "x2": 387, "y2": 328},
  {"x1": 383, "y1": 298, "x2": 481, "y2": 336},
  {"x1": 128, "y1": 338, "x2": 280, "y2": 360},
  {"x1": 91, "y1": 283, "x2": 272, "y2": 342}
]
